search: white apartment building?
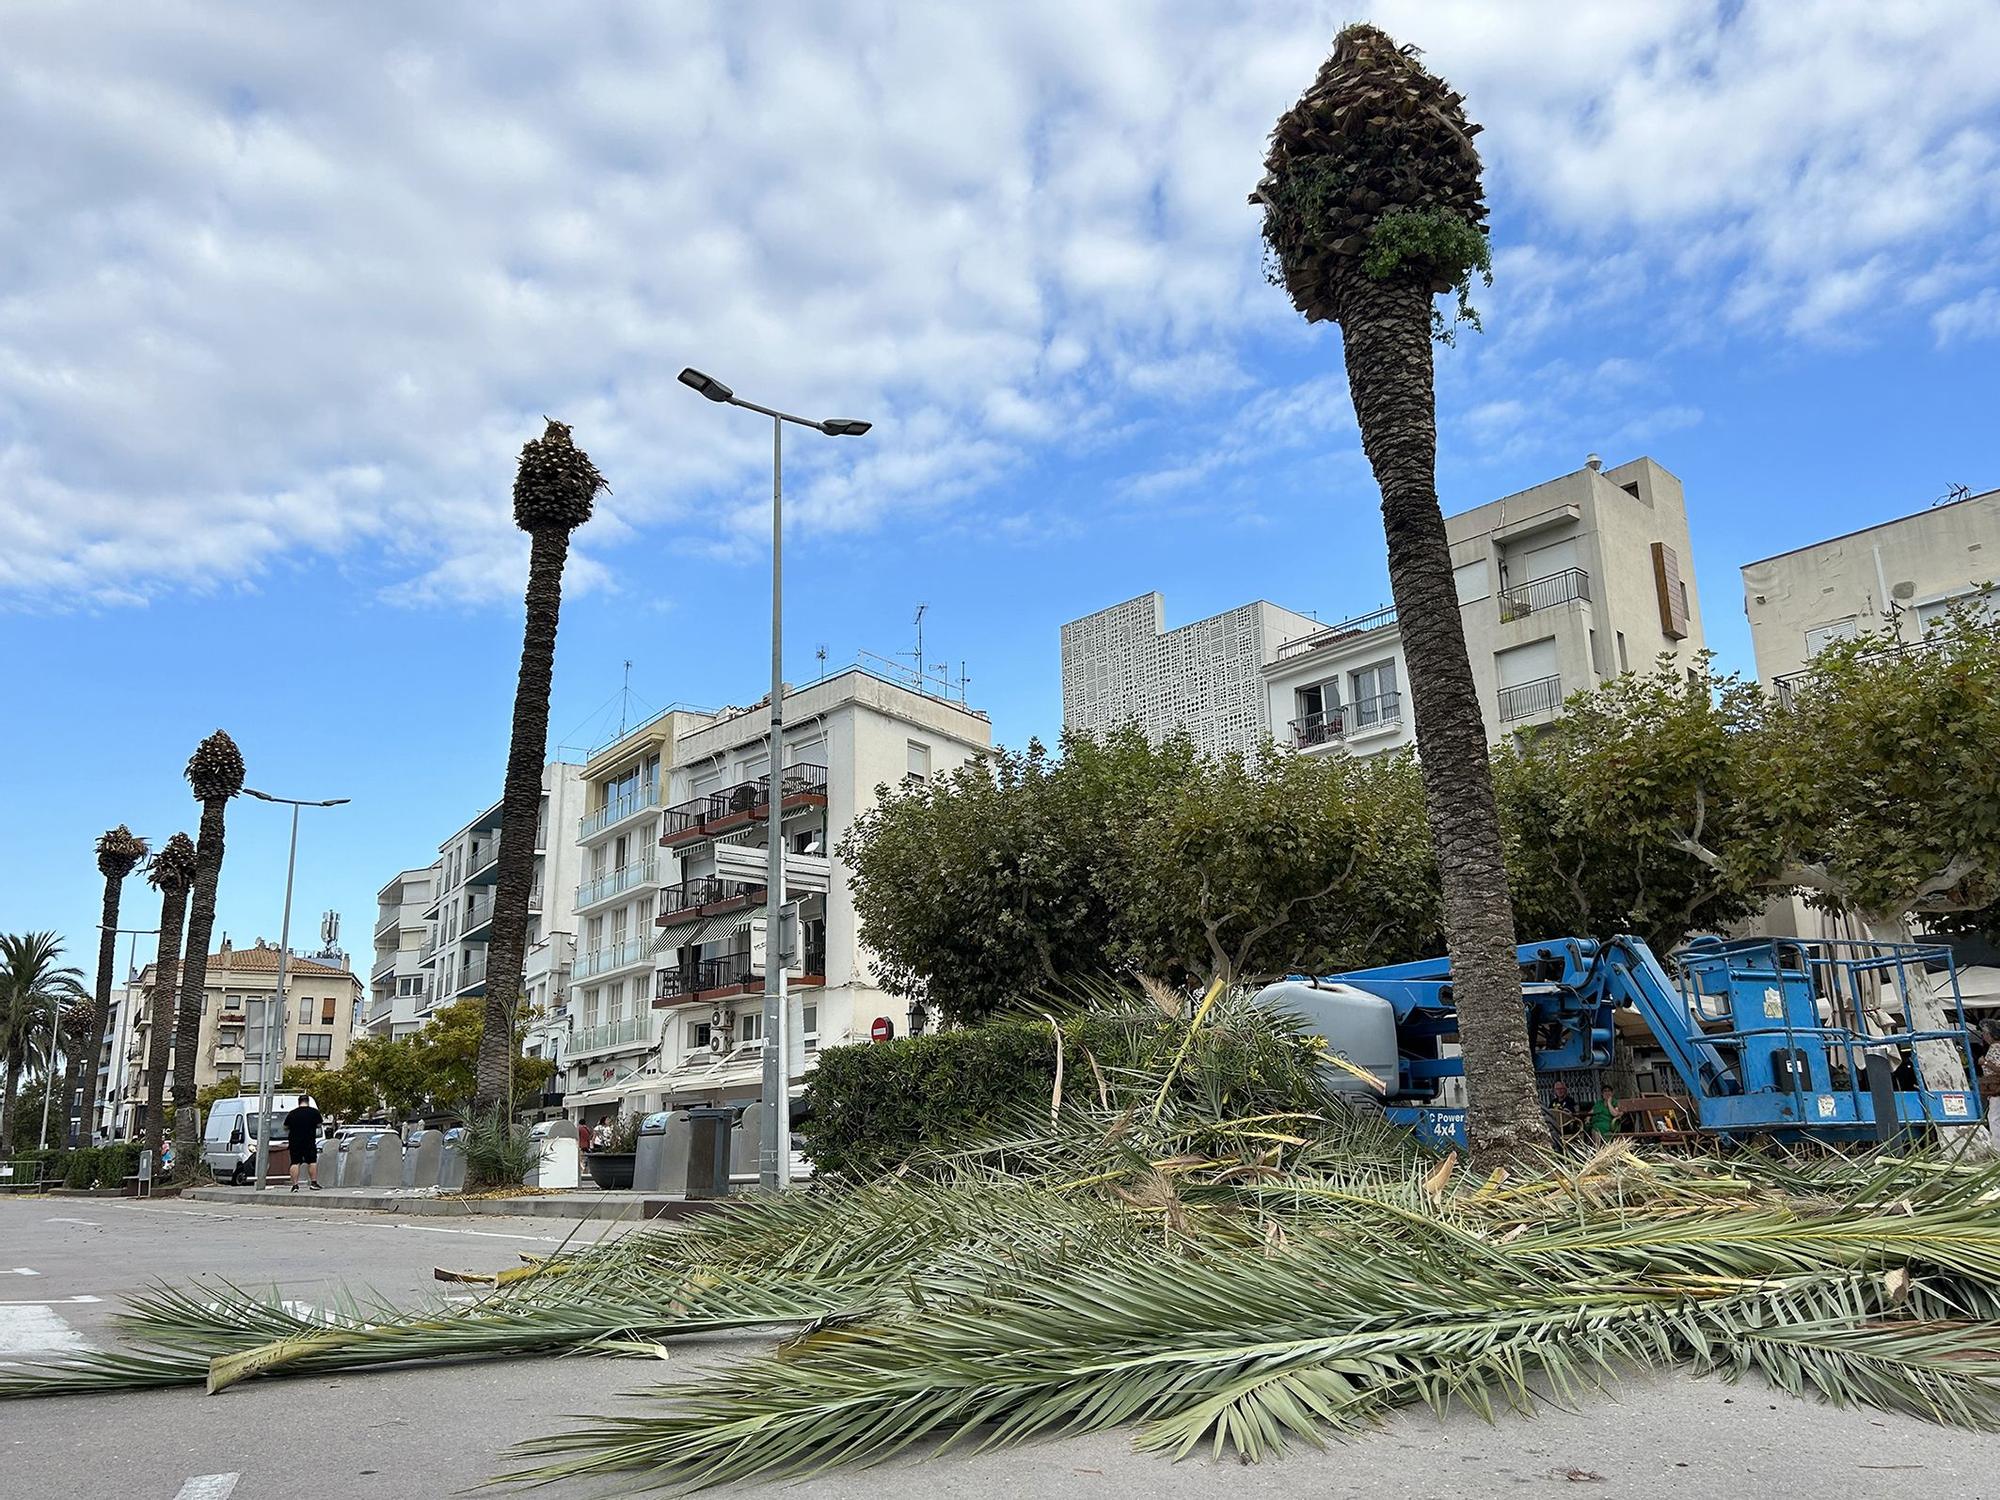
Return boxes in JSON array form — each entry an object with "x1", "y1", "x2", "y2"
[
  {"x1": 561, "y1": 669, "x2": 992, "y2": 1125},
  {"x1": 365, "y1": 866, "x2": 437, "y2": 1039},
  {"x1": 1062, "y1": 456, "x2": 1706, "y2": 759},
  {"x1": 1742, "y1": 483, "x2": 1999, "y2": 698},
  {"x1": 412, "y1": 761, "x2": 586, "y2": 1035},
  {"x1": 89, "y1": 982, "x2": 139, "y2": 1142}
]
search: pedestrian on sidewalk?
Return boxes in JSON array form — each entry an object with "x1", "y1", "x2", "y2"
[{"x1": 285, "y1": 1094, "x2": 325, "y2": 1192}]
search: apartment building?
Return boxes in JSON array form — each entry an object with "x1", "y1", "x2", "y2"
[
  {"x1": 1742, "y1": 483, "x2": 1999, "y2": 697},
  {"x1": 365, "y1": 866, "x2": 437, "y2": 1039},
  {"x1": 87, "y1": 982, "x2": 138, "y2": 1142},
  {"x1": 1061, "y1": 456, "x2": 1706, "y2": 758},
  {"x1": 562, "y1": 669, "x2": 992, "y2": 1125},
  {"x1": 414, "y1": 762, "x2": 586, "y2": 1036},
  {"x1": 121, "y1": 938, "x2": 363, "y2": 1135}
]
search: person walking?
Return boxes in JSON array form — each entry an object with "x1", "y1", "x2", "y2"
[{"x1": 285, "y1": 1093, "x2": 325, "y2": 1191}]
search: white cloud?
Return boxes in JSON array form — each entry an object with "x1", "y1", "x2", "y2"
[
  {"x1": 3, "y1": 0, "x2": 1995, "y2": 608},
  {"x1": 1933, "y1": 287, "x2": 2000, "y2": 345}
]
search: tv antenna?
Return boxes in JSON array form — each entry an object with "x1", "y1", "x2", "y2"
[
  {"x1": 909, "y1": 604, "x2": 929, "y2": 695},
  {"x1": 617, "y1": 659, "x2": 635, "y2": 736},
  {"x1": 1935, "y1": 482, "x2": 1972, "y2": 508},
  {"x1": 815, "y1": 644, "x2": 828, "y2": 681}
]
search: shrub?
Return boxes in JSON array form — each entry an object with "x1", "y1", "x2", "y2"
[
  {"x1": 460, "y1": 1111, "x2": 538, "y2": 1188},
  {"x1": 63, "y1": 1149, "x2": 99, "y2": 1189},
  {"x1": 96, "y1": 1142, "x2": 139, "y2": 1189}
]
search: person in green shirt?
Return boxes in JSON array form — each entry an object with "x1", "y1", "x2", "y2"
[{"x1": 1590, "y1": 1085, "x2": 1620, "y2": 1137}]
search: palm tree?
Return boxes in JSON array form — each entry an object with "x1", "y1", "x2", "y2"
[
  {"x1": 0, "y1": 932, "x2": 86, "y2": 1145},
  {"x1": 474, "y1": 420, "x2": 607, "y2": 1119},
  {"x1": 173, "y1": 732, "x2": 243, "y2": 1169},
  {"x1": 1253, "y1": 24, "x2": 1544, "y2": 1165},
  {"x1": 140, "y1": 834, "x2": 197, "y2": 1163},
  {"x1": 74, "y1": 826, "x2": 148, "y2": 1140}
]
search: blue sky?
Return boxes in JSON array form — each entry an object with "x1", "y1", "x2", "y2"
[{"x1": 5, "y1": 1, "x2": 1999, "y2": 984}]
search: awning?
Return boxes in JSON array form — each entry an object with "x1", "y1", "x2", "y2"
[
  {"x1": 564, "y1": 1074, "x2": 669, "y2": 1108},
  {"x1": 689, "y1": 910, "x2": 755, "y2": 946},
  {"x1": 652, "y1": 916, "x2": 703, "y2": 953}
]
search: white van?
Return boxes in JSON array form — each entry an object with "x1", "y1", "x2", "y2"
[{"x1": 201, "y1": 1093, "x2": 302, "y2": 1184}]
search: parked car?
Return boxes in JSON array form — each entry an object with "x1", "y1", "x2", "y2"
[{"x1": 200, "y1": 1094, "x2": 301, "y2": 1184}]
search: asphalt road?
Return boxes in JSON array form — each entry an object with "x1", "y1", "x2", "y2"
[{"x1": 5, "y1": 1197, "x2": 2000, "y2": 1499}]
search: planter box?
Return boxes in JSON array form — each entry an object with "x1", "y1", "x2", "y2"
[{"x1": 585, "y1": 1153, "x2": 635, "y2": 1190}]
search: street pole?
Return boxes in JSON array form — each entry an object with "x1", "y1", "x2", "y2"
[
  {"x1": 676, "y1": 367, "x2": 869, "y2": 1192},
  {"x1": 255, "y1": 803, "x2": 301, "y2": 1191},
  {"x1": 244, "y1": 788, "x2": 349, "y2": 1190}
]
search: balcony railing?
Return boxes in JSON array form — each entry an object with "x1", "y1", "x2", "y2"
[
  {"x1": 572, "y1": 1015, "x2": 650, "y2": 1055},
  {"x1": 371, "y1": 953, "x2": 397, "y2": 983},
  {"x1": 1498, "y1": 673, "x2": 1563, "y2": 723},
  {"x1": 576, "y1": 859, "x2": 660, "y2": 911},
  {"x1": 456, "y1": 952, "x2": 488, "y2": 991},
  {"x1": 658, "y1": 877, "x2": 765, "y2": 920},
  {"x1": 579, "y1": 781, "x2": 663, "y2": 842},
  {"x1": 655, "y1": 955, "x2": 758, "y2": 1005},
  {"x1": 573, "y1": 938, "x2": 652, "y2": 981},
  {"x1": 465, "y1": 891, "x2": 495, "y2": 931},
  {"x1": 374, "y1": 908, "x2": 401, "y2": 939},
  {"x1": 1289, "y1": 709, "x2": 1343, "y2": 749},
  {"x1": 420, "y1": 931, "x2": 441, "y2": 960},
  {"x1": 1499, "y1": 567, "x2": 1590, "y2": 622},
  {"x1": 1275, "y1": 604, "x2": 1399, "y2": 662},
  {"x1": 1347, "y1": 689, "x2": 1403, "y2": 731},
  {"x1": 661, "y1": 765, "x2": 829, "y2": 845}
]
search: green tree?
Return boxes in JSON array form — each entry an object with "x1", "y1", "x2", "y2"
[
  {"x1": 281, "y1": 1063, "x2": 373, "y2": 1122},
  {"x1": 427, "y1": 998, "x2": 554, "y2": 1116},
  {"x1": 476, "y1": 420, "x2": 607, "y2": 1117},
  {"x1": 841, "y1": 727, "x2": 1199, "y2": 1024},
  {"x1": 344, "y1": 1033, "x2": 432, "y2": 1122},
  {"x1": 140, "y1": 833, "x2": 197, "y2": 1164},
  {"x1": 0, "y1": 933, "x2": 86, "y2": 1144},
  {"x1": 1493, "y1": 657, "x2": 1780, "y2": 954},
  {"x1": 1121, "y1": 748, "x2": 1440, "y2": 985},
  {"x1": 75, "y1": 825, "x2": 147, "y2": 1139},
  {"x1": 1255, "y1": 24, "x2": 1542, "y2": 1163},
  {"x1": 174, "y1": 731, "x2": 244, "y2": 1169}
]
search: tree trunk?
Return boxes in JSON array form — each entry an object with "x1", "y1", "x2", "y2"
[
  {"x1": 1333, "y1": 272, "x2": 1547, "y2": 1166},
  {"x1": 474, "y1": 527, "x2": 568, "y2": 1117},
  {"x1": 74, "y1": 877, "x2": 123, "y2": 1141},
  {"x1": 173, "y1": 796, "x2": 228, "y2": 1171},
  {"x1": 0, "y1": 1038, "x2": 22, "y2": 1143},
  {"x1": 143, "y1": 885, "x2": 191, "y2": 1165}
]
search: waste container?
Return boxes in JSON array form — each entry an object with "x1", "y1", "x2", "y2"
[
  {"x1": 403, "y1": 1128, "x2": 444, "y2": 1189},
  {"x1": 338, "y1": 1137, "x2": 368, "y2": 1187},
  {"x1": 437, "y1": 1128, "x2": 467, "y2": 1193},
  {"x1": 632, "y1": 1111, "x2": 680, "y2": 1194},
  {"x1": 523, "y1": 1120, "x2": 579, "y2": 1189},
  {"x1": 320, "y1": 1139, "x2": 346, "y2": 1187},
  {"x1": 683, "y1": 1108, "x2": 734, "y2": 1198},
  {"x1": 360, "y1": 1130, "x2": 400, "y2": 1187}
]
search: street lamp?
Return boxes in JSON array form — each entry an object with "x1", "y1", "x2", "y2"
[
  {"x1": 906, "y1": 998, "x2": 928, "y2": 1038},
  {"x1": 677, "y1": 366, "x2": 870, "y2": 1190},
  {"x1": 243, "y1": 788, "x2": 350, "y2": 1189}
]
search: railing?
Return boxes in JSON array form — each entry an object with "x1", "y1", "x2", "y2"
[
  {"x1": 572, "y1": 1016, "x2": 649, "y2": 1054},
  {"x1": 1499, "y1": 567, "x2": 1590, "y2": 622},
  {"x1": 573, "y1": 938, "x2": 651, "y2": 981},
  {"x1": 658, "y1": 877, "x2": 764, "y2": 919},
  {"x1": 420, "y1": 932, "x2": 441, "y2": 960},
  {"x1": 1276, "y1": 604, "x2": 1398, "y2": 662},
  {"x1": 1347, "y1": 689, "x2": 1403, "y2": 731},
  {"x1": 576, "y1": 859, "x2": 659, "y2": 911},
  {"x1": 579, "y1": 781, "x2": 663, "y2": 842},
  {"x1": 457, "y1": 952, "x2": 488, "y2": 990},
  {"x1": 656, "y1": 955, "x2": 757, "y2": 1003},
  {"x1": 1772, "y1": 634, "x2": 1943, "y2": 711},
  {"x1": 370, "y1": 953, "x2": 397, "y2": 982},
  {"x1": 661, "y1": 766, "x2": 830, "y2": 844},
  {"x1": 1289, "y1": 709, "x2": 1343, "y2": 749},
  {"x1": 465, "y1": 891, "x2": 495, "y2": 930},
  {"x1": 466, "y1": 845, "x2": 499, "y2": 881},
  {"x1": 374, "y1": 907, "x2": 401, "y2": 939},
  {"x1": 1498, "y1": 673, "x2": 1563, "y2": 723}
]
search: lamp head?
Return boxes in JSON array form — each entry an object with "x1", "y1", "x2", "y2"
[
  {"x1": 820, "y1": 418, "x2": 872, "y2": 437},
  {"x1": 678, "y1": 367, "x2": 733, "y2": 403}
]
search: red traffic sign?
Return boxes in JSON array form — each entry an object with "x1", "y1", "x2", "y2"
[{"x1": 869, "y1": 1016, "x2": 896, "y2": 1043}]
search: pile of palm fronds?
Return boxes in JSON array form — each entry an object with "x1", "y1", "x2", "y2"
[{"x1": 8, "y1": 996, "x2": 2000, "y2": 1493}]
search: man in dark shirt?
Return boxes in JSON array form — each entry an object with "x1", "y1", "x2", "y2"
[{"x1": 284, "y1": 1094, "x2": 325, "y2": 1191}]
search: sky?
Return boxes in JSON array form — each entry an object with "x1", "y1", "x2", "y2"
[{"x1": 4, "y1": 0, "x2": 1999, "y2": 986}]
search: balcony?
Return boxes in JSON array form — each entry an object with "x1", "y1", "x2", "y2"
[
  {"x1": 578, "y1": 781, "x2": 663, "y2": 843},
  {"x1": 374, "y1": 907, "x2": 401, "y2": 939},
  {"x1": 1289, "y1": 708, "x2": 1343, "y2": 750},
  {"x1": 1276, "y1": 604, "x2": 1398, "y2": 663},
  {"x1": 660, "y1": 765, "x2": 830, "y2": 848},
  {"x1": 655, "y1": 955, "x2": 759, "y2": 1007},
  {"x1": 572, "y1": 1015, "x2": 651, "y2": 1055},
  {"x1": 573, "y1": 938, "x2": 652, "y2": 982},
  {"x1": 371, "y1": 952, "x2": 397, "y2": 983},
  {"x1": 455, "y1": 951, "x2": 488, "y2": 997},
  {"x1": 575, "y1": 859, "x2": 661, "y2": 913},
  {"x1": 420, "y1": 931, "x2": 442, "y2": 962},
  {"x1": 465, "y1": 844, "x2": 500, "y2": 885},
  {"x1": 463, "y1": 890, "x2": 496, "y2": 943},
  {"x1": 1346, "y1": 690, "x2": 1403, "y2": 734},
  {"x1": 1498, "y1": 673, "x2": 1564, "y2": 723},
  {"x1": 657, "y1": 877, "x2": 765, "y2": 922},
  {"x1": 1498, "y1": 567, "x2": 1590, "y2": 623},
  {"x1": 212, "y1": 1042, "x2": 245, "y2": 1066}
]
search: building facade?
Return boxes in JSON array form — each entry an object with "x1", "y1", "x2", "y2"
[
  {"x1": 561, "y1": 669, "x2": 992, "y2": 1126},
  {"x1": 1061, "y1": 456, "x2": 1706, "y2": 759},
  {"x1": 365, "y1": 866, "x2": 437, "y2": 1039},
  {"x1": 122, "y1": 938, "x2": 364, "y2": 1136},
  {"x1": 1741, "y1": 483, "x2": 1999, "y2": 696}
]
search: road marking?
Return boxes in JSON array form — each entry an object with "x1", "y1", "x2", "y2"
[
  {"x1": 0, "y1": 1295, "x2": 102, "y2": 1306},
  {"x1": 386, "y1": 1222, "x2": 575, "y2": 1244},
  {"x1": 174, "y1": 1476, "x2": 240, "y2": 1500},
  {"x1": 6, "y1": 1267, "x2": 41, "y2": 1275},
  {"x1": 0, "y1": 1305, "x2": 89, "y2": 1357},
  {"x1": 41, "y1": 1217, "x2": 99, "y2": 1225}
]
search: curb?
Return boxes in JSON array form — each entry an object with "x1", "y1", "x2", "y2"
[{"x1": 183, "y1": 1187, "x2": 724, "y2": 1221}]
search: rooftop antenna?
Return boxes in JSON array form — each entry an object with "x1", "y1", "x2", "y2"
[
  {"x1": 958, "y1": 660, "x2": 972, "y2": 705},
  {"x1": 815, "y1": 644, "x2": 828, "y2": 681},
  {"x1": 320, "y1": 909, "x2": 339, "y2": 952},
  {"x1": 909, "y1": 603, "x2": 929, "y2": 694},
  {"x1": 1935, "y1": 482, "x2": 1972, "y2": 508},
  {"x1": 617, "y1": 659, "x2": 634, "y2": 736}
]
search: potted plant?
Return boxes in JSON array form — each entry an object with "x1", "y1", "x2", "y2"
[{"x1": 584, "y1": 1111, "x2": 641, "y2": 1190}]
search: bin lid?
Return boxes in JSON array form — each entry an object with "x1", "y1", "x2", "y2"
[{"x1": 639, "y1": 1111, "x2": 673, "y2": 1132}]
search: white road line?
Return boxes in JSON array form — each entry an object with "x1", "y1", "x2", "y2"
[
  {"x1": 0, "y1": 1305, "x2": 89, "y2": 1357},
  {"x1": 386, "y1": 1222, "x2": 574, "y2": 1243},
  {"x1": 122, "y1": 1201, "x2": 598, "y2": 1243},
  {"x1": 0, "y1": 1295, "x2": 101, "y2": 1307},
  {"x1": 6, "y1": 1267, "x2": 42, "y2": 1275},
  {"x1": 174, "y1": 1475, "x2": 240, "y2": 1500},
  {"x1": 41, "y1": 1217, "x2": 99, "y2": 1225}
]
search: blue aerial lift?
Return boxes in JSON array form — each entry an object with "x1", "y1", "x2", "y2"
[{"x1": 1255, "y1": 934, "x2": 1983, "y2": 1148}]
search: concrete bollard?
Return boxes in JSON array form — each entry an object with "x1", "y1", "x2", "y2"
[{"x1": 524, "y1": 1120, "x2": 579, "y2": 1190}]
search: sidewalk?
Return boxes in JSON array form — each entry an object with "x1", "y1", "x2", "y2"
[{"x1": 184, "y1": 1185, "x2": 725, "y2": 1221}]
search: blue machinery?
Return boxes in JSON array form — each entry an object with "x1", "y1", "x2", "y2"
[{"x1": 1264, "y1": 934, "x2": 1983, "y2": 1149}]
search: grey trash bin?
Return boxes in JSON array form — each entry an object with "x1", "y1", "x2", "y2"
[
  {"x1": 318, "y1": 1138, "x2": 344, "y2": 1187},
  {"x1": 338, "y1": 1136, "x2": 368, "y2": 1187},
  {"x1": 683, "y1": 1108, "x2": 733, "y2": 1198},
  {"x1": 360, "y1": 1130, "x2": 400, "y2": 1188},
  {"x1": 437, "y1": 1128, "x2": 467, "y2": 1193},
  {"x1": 403, "y1": 1129, "x2": 444, "y2": 1189},
  {"x1": 632, "y1": 1111, "x2": 679, "y2": 1193}
]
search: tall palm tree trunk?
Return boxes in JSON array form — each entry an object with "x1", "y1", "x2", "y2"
[
  {"x1": 75, "y1": 880, "x2": 124, "y2": 1141},
  {"x1": 143, "y1": 883, "x2": 191, "y2": 1163},
  {"x1": 0, "y1": 1037, "x2": 23, "y2": 1142},
  {"x1": 173, "y1": 797, "x2": 228, "y2": 1169},
  {"x1": 1335, "y1": 274, "x2": 1547, "y2": 1163},
  {"x1": 60, "y1": 1014, "x2": 89, "y2": 1143},
  {"x1": 475, "y1": 527, "x2": 567, "y2": 1115}
]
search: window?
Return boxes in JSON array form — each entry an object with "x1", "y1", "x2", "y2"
[
  {"x1": 906, "y1": 740, "x2": 932, "y2": 784},
  {"x1": 1349, "y1": 660, "x2": 1399, "y2": 727},
  {"x1": 321, "y1": 997, "x2": 336, "y2": 1025},
  {"x1": 398, "y1": 975, "x2": 425, "y2": 997},
  {"x1": 1916, "y1": 589, "x2": 1999, "y2": 630},
  {"x1": 1296, "y1": 679, "x2": 1338, "y2": 720},
  {"x1": 1452, "y1": 559, "x2": 1490, "y2": 604},
  {"x1": 1616, "y1": 631, "x2": 1630, "y2": 673},
  {"x1": 583, "y1": 988, "x2": 600, "y2": 1028},
  {"x1": 1804, "y1": 618, "x2": 1860, "y2": 657},
  {"x1": 607, "y1": 981, "x2": 625, "y2": 1024},
  {"x1": 802, "y1": 1003, "x2": 818, "y2": 1049},
  {"x1": 685, "y1": 1020, "x2": 713, "y2": 1051},
  {"x1": 296, "y1": 1033, "x2": 332, "y2": 1061},
  {"x1": 298, "y1": 997, "x2": 313, "y2": 1024},
  {"x1": 738, "y1": 1011, "x2": 763, "y2": 1045}
]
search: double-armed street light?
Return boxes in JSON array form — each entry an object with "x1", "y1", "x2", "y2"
[
  {"x1": 243, "y1": 787, "x2": 350, "y2": 1189},
  {"x1": 677, "y1": 367, "x2": 870, "y2": 1191}
]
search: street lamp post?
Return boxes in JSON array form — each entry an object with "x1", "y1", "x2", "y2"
[
  {"x1": 244, "y1": 788, "x2": 350, "y2": 1189},
  {"x1": 677, "y1": 366, "x2": 870, "y2": 1191}
]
